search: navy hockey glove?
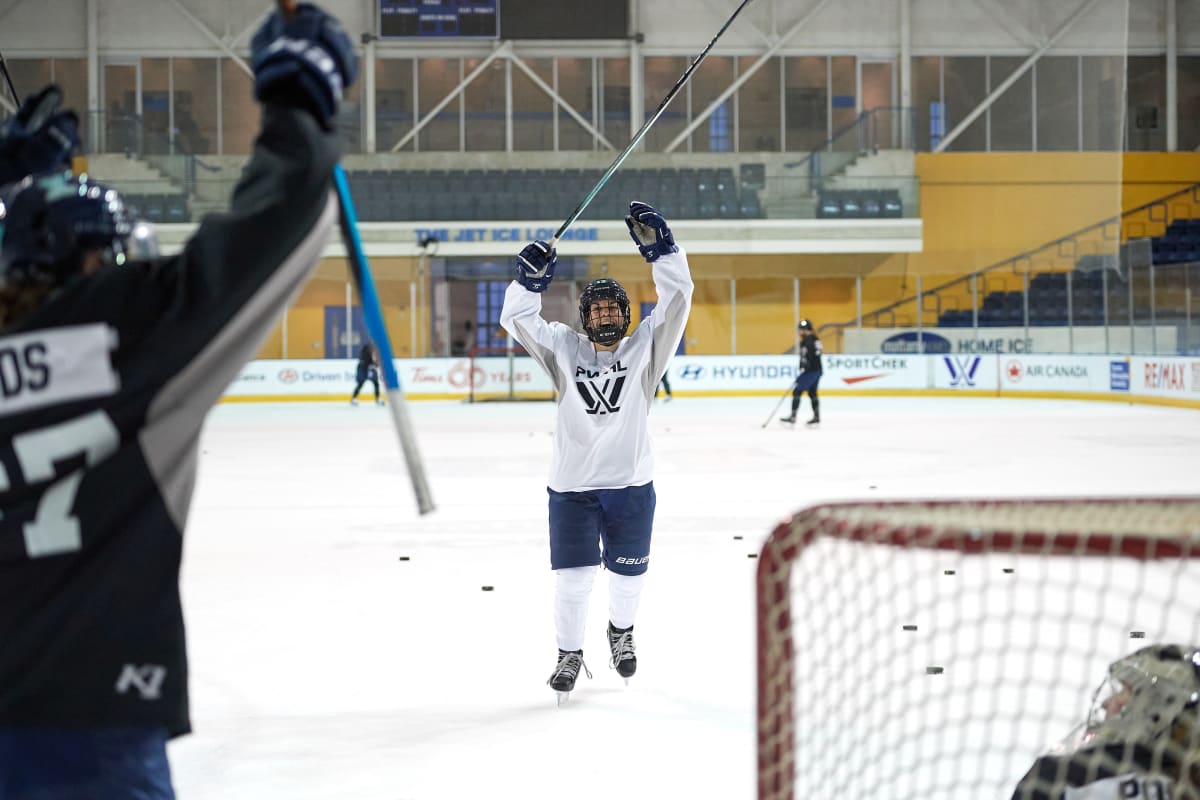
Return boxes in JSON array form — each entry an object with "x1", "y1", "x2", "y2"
[
  {"x1": 0, "y1": 84, "x2": 79, "y2": 187},
  {"x1": 625, "y1": 200, "x2": 678, "y2": 263},
  {"x1": 251, "y1": 3, "x2": 358, "y2": 130},
  {"x1": 516, "y1": 240, "x2": 556, "y2": 293}
]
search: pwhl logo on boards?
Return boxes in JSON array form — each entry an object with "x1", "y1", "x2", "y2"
[{"x1": 944, "y1": 356, "x2": 982, "y2": 388}]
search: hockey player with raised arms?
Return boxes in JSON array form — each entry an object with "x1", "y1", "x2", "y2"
[
  {"x1": 500, "y1": 201, "x2": 693, "y2": 702},
  {"x1": 0, "y1": 3, "x2": 356, "y2": 797}
]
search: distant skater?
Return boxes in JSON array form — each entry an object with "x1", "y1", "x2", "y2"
[{"x1": 781, "y1": 318, "x2": 822, "y2": 425}]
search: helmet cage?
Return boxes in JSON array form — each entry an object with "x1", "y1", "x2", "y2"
[
  {"x1": 579, "y1": 278, "x2": 631, "y2": 346},
  {"x1": 1081, "y1": 644, "x2": 1200, "y2": 748}
]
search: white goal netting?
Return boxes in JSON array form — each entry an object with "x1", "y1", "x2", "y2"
[{"x1": 757, "y1": 497, "x2": 1200, "y2": 800}]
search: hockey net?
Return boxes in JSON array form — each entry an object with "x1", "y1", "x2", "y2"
[
  {"x1": 757, "y1": 497, "x2": 1200, "y2": 800},
  {"x1": 465, "y1": 346, "x2": 555, "y2": 403}
]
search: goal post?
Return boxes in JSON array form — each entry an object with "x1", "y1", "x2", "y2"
[
  {"x1": 466, "y1": 345, "x2": 556, "y2": 403},
  {"x1": 757, "y1": 497, "x2": 1200, "y2": 800}
]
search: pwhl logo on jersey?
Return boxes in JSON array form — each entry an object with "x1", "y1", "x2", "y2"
[
  {"x1": 575, "y1": 361, "x2": 628, "y2": 414},
  {"x1": 944, "y1": 356, "x2": 982, "y2": 388}
]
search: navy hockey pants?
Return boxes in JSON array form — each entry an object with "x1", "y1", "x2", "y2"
[
  {"x1": 0, "y1": 726, "x2": 174, "y2": 800},
  {"x1": 547, "y1": 483, "x2": 656, "y2": 576}
]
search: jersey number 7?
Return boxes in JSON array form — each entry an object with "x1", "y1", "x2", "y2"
[{"x1": 1, "y1": 410, "x2": 120, "y2": 558}]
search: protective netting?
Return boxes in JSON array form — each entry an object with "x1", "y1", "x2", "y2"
[{"x1": 757, "y1": 498, "x2": 1200, "y2": 800}]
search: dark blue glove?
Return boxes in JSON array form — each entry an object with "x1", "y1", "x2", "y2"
[
  {"x1": 625, "y1": 200, "x2": 678, "y2": 263},
  {"x1": 250, "y1": 3, "x2": 357, "y2": 130},
  {"x1": 0, "y1": 84, "x2": 79, "y2": 187},
  {"x1": 516, "y1": 240, "x2": 556, "y2": 293}
]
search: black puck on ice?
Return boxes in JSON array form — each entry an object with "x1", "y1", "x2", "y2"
[
  {"x1": 733, "y1": 535, "x2": 744, "y2": 540},
  {"x1": 926, "y1": 666, "x2": 944, "y2": 675},
  {"x1": 902, "y1": 624, "x2": 918, "y2": 631},
  {"x1": 398, "y1": 556, "x2": 410, "y2": 561},
  {"x1": 481, "y1": 585, "x2": 494, "y2": 592},
  {"x1": 1130, "y1": 631, "x2": 1145, "y2": 639},
  {"x1": 1002, "y1": 567, "x2": 1015, "y2": 574},
  {"x1": 943, "y1": 569, "x2": 956, "y2": 575},
  {"x1": 747, "y1": 553, "x2": 758, "y2": 559}
]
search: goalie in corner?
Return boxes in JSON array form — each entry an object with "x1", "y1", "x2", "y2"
[{"x1": 1012, "y1": 643, "x2": 1200, "y2": 800}]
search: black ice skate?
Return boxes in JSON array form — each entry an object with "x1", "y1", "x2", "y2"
[
  {"x1": 607, "y1": 623, "x2": 637, "y2": 682},
  {"x1": 547, "y1": 649, "x2": 591, "y2": 705},
  {"x1": 806, "y1": 414, "x2": 820, "y2": 426},
  {"x1": 779, "y1": 414, "x2": 796, "y2": 424}
]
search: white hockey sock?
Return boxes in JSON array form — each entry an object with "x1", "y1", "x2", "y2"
[
  {"x1": 554, "y1": 566, "x2": 597, "y2": 652},
  {"x1": 608, "y1": 571, "x2": 646, "y2": 630}
]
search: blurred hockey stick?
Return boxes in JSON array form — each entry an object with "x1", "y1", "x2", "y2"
[
  {"x1": 761, "y1": 383, "x2": 794, "y2": 429},
  {"x1": 278, "y1": 0, "x2": 435, "y2": 514},
  {"x1": 547, "y1": 0, "x2": 757, "y2": 249},
  {"x1": 0, "y1": 50, "x2": 20, "y2": 109},
  {"x1": 0, "y1": 51, "x2": 67, "y2": 125}
]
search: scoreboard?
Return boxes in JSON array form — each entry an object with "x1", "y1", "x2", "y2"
[
  {"x1": 380, "y1": 1, "x2": 499, "y2": 39},
  {"x1": 379, "y1": 0, "x2": 628, "y2": 40}
]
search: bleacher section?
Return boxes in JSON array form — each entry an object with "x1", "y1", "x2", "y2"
[
  {"x1": 938, "y1": 220, "x2": 1199, "y2": 328},
  {"x1": 1152, "y1": 218, "x2": 1200, "y2": 264},
  {"x1": 816, "y1": 189, "x2": 903, "y2": 219},
  {"x1": 344, "y1": 166, "x2": 766, "y2": 222}
]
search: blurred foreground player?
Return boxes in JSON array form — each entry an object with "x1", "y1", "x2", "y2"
[
  {"x1": 0, "y1": 4, "x2": 356, "y2": 798},
  {"x1": 1012, "y1": 643, "x2": 1200, "y2": 800},
  {"x1": 500, "y1": 202, "x2": 693, "y2": 703}
]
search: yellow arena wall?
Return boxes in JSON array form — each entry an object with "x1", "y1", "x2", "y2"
[{"x1": 256, "y1": 152, "x2": 1200, "y2": 359}]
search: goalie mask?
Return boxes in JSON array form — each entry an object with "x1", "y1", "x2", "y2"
[
  {"x1": 1080, "y1": 644, "x2": 1200, "y2": 747},
  {"x1": 579, "y1": 277, "x2": 631, "y2": 346},
  {"x1": 0, "y1": 170, "x2": 158, "y2": 290}
]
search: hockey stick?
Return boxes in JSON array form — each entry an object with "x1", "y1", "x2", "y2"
[
  {"x1": 277, "y1": 0, "x2": 435, "y2": 514},
  {"x1": 760, "y1": 383, "x2": 794, "y2": 429},
  {"x1": 547, "y1": 0, "x2": 757, "y2": 249},
  {"x1": 0, "y1": 50, "x2": 20, "y2": 109}
]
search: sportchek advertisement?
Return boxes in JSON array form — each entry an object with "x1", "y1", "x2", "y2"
[{"x1": 222, "y1": 354, "x2": 1200, "y2": 407}]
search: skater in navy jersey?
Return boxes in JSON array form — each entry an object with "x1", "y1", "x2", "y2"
[
  {"x1": 781, "y1": 318, "x2": 822, "y2": 426},
  {"x1": 351, "y1": 342, "x2": 383, "y2": 406}
]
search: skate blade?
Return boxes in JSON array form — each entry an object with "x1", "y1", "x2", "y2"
[{"x1": 555, "y1": 691, "x2": 571, "y2": 706}]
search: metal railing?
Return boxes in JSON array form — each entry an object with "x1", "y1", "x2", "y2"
[
  {"x1": 783, "y1": 106, "x2": 917, "y2": 195},
  {"x1": 821, "y1": 182, "x2": 1200, "y2": 355}
]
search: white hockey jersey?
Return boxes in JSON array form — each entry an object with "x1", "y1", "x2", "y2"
[{"x1": 500, "y1": 248, "x2": 694, "y2": 493}]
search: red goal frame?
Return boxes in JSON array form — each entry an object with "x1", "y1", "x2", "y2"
[{"x1": 755, "y1": 496, "x2": 1200, "y2": 800}]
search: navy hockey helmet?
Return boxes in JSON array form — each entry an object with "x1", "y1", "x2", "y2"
[
  {"x1": 0, "y1": 170, "x2": 157, "y2": 288},
  {"x1": 579, "y1": 277, "x2": 631, "y2": 346},
  {"x1": 798, "y1": 318, "x2": 814, "y2": 331}
]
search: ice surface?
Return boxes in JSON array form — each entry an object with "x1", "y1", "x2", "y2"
[{"x1": 169, "y1": 396, "x2": 1200, "y2": 800}]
